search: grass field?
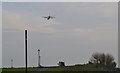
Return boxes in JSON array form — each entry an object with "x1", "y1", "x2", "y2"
[
  {"x1": 0, "y1": 68, "x2": 2, "y2": 73},
  {"x1": 44, "y1": 66, "x2": 120, "y2": 73},
  {"x1": 2, "y1": 67, "x2": 38, "y2": 71},
  {"x1": 1, "y1": 67, "x2": 39, "y2": 73},
  {"x1": 1, "y1": 64, "x2": 120, "y2": 73}
]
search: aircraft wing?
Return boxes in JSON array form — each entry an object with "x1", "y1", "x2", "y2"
[
  {"x1": 50, "y1": 17, "x2": 55, "y2": 19},
  {"x1": 42, "y1": 16, "x2": 48, "y2": 18}
]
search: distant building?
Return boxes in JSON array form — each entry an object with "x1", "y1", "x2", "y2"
[
  {"x1": 58, "y1": 61, "x2": 65, "y2": 66},
  {"x1": 11, "y1": 59, "x2": 13, "y2": 68}
]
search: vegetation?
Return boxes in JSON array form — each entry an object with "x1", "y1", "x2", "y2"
[
  {"x1": 89, "y1": 52, "x2": 117, "y2": 69},
  {"x1": 2, "y1": 67, "x2": 38, "y2": 73},
  {"x1": 2, "y1": 65, "x2": 120, "y2": 73},
  {"x1": 2, "y1": 67, "x2": 38, "y2": 71},
  {"x1": 2, "y1": 52, "x2": 120, "y2": 73},
  {"x1": 2, "y1": 64, "x2": 120, "y2": 73}
]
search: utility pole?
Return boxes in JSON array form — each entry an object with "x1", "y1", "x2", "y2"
[
  {"x1": 11, "y1": 59, "x2": 13, "y2": 68},
  {"x1": 25, "y1": 30, "x2": 27, "y2": 73},
  {"x1": 38, "y1": 49, "x2": 41, "y2": 67}
]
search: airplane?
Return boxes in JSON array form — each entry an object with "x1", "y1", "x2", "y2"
[{"x1": 42, "y1": 15, "x2": 55, "y2": 20}]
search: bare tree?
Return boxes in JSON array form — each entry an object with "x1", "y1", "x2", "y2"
[{"x1": 89, "y1": 52, "x2": 116, "y2": 68}]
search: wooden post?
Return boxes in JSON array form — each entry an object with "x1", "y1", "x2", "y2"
[{"x1": 25, "y1": 30, "x2": 27, "y2": 73}]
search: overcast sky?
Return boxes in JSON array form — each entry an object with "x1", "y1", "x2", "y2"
[{"x1": 2, "y1": 2, "x2": 118, "y2": 67}]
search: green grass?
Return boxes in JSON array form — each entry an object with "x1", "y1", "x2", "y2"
[
  {"x1": 1, "y1": 65, "x2": 120, "y2": 73},
  {"x1": 0, "y1": 68, "x2": 2, "y2": 72},
  {"x1": 46, "y1": 67, "x2": 101, "y2": 71},
  {"x1": 45, "y1": 64, "x2": 102, "y2": 71},
  {"x1": 2, "y1": 67, "x2": 38, "y2": 71},
  {"x1": 1, "y1": 67, "x2": 39, "y2": 73},
  {"x1": 44, "y1": 65, "x2": 120, "y2": 73}
]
